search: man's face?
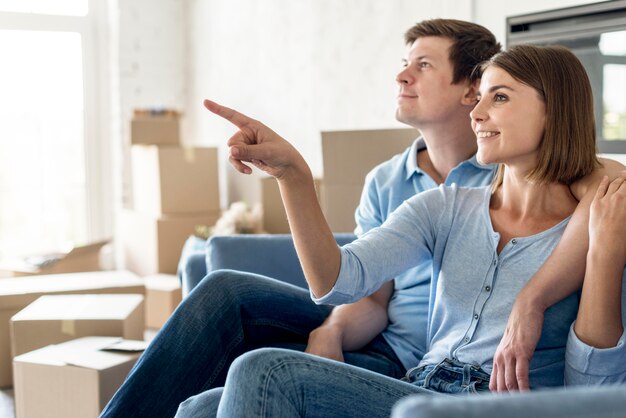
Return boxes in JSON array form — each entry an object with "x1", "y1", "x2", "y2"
[{"x1": 395, "y1": 36, "x2": 471, "y2": 128}]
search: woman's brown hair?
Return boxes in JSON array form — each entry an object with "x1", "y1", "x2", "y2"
[{"x1": 474, "y1": 44, "x2": 599, "y2": 188}]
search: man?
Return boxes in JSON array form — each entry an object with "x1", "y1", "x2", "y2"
[
  {"x1": 304, "y1": 19, "x2": 500, "y2": 374},
  {"x1": 100, "y1": 19, "x2": 501, "y2": 418}
]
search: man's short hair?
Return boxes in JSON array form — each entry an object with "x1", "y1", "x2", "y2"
[{"x1": 404, "y1": 19, "x2": 501, "y2": 84}]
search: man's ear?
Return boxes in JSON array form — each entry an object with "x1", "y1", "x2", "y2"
[{"x1": 461, "y1": 78, "x2": 480, "y2": 106}]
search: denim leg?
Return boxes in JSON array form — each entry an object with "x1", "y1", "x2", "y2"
[
  {"x1": 175, "y1": 335, "x2": 406, "y2": 417},
  {"x1": 276, "y1": 332, "x2": 406, "y2": 379},
  {"x1": 175, "y1": 388, "x2": 222, "y2": 418},
  {"x1": 100, "y1": 270, "x2": 333, "y2": 418},
  {"x1": 216, "y1": 348, "x2": 440, "y2": 418}
]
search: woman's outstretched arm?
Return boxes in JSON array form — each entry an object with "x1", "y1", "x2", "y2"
[{"x1": 203, "y1": 99, "x2": 340, "y2": 297}]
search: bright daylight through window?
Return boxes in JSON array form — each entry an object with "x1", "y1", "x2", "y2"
[
  {"x1": 600, "y1": 31, "x2": 626, "y2": 141},
  {"x1": 0, "y1": 0, "x2": 93, "y2": 263}
]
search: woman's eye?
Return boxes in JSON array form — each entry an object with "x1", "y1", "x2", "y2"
[
  {"x1": 419, "y1": 62, "x2": 430, "y2": 68},
  {"x1": 495, "y1": 93, "x2": 507, "y2": 102}
]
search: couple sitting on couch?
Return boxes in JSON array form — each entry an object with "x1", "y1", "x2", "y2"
[{"x1": 101, "y1": 19, "x2": 626, "y2": 418}]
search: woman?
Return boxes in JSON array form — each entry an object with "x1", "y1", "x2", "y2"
[{"x1": 190, "y1": 45, "x2": 626, "y2": 417}]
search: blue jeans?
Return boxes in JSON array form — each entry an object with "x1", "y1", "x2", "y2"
[
  {"x1": 176, "y1": 352, "x2": 491, "y2": 418},
  {"x1": 100, "y1": 270, "x2": 406, "y2": 418}
]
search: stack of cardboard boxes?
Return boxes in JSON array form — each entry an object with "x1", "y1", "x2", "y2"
[
  {"x1": 1, "y1": 271, "x2": 145, "y2": 390},
  {"x1": 1, "y1": 270, "x2": 147, "y2": 418},
  {"x1": 121, "y1": 111, "x2": 221, "y2": 276}
]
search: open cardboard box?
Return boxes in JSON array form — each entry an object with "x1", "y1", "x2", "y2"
[
  {"x1": 10, "y1": 294, "x2": 145, "y2": 360},
  {"x1": 13, "y1": 336, "x2": 147, "y2": 418},
  {"x1": 0, "y1": 240, "x2": 110, "y2": 278}
]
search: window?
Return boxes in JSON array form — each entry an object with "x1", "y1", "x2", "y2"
[
  {"x1": 507, "y1": 0, "x2": 626, "y2": 153},
  {"x1": 0, "y1": 0, "x2": 111, "y2": 261},
  {"x1": 0, "y1": 0, "x2": 87, "y2": 16}
]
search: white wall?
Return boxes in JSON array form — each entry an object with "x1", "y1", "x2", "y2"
[
  {"x1": 117, "y1": 0, "x2": 188, "y2": 207},
  {"x1": 116, "y1": 0, "x2": 625, "y2": 209},
  {"x1": 186, "y1": 0, "x2": 472, "y2": 206}
]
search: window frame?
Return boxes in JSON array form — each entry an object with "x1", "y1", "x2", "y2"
[{"x1": 507, "y1": 0, "x2": 626, "y2": 154}]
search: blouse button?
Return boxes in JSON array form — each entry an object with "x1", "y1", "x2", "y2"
[{"x1": 511, "y1": 238, "x2": 518, "y2": 245}]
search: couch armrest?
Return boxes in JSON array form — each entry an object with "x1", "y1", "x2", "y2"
[
  {"x1": 205, "y1": 234, "x2": 356, "y2": 290},
  {"x1": 178, "y1": 235, "x2": 208, "y2": 295},
  {"x1": 392, "y1": 385, "x2": 626, "y2": 418}
]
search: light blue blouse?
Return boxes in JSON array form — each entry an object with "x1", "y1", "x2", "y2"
[
  {"x1": 354, "y1": 138, "x2": 495, "y2": 369},
  {"x1": 315, "y1": 185, "x2": 626, "y2": 387}
]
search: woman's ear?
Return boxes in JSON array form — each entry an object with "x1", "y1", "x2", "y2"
[{"x1": 461, "y1": 78, "x2": 480, "y2": 106}]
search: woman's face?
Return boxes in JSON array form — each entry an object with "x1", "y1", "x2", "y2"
[{"x1": 471, "y1": 66, "x2": 546, "y2": 172}]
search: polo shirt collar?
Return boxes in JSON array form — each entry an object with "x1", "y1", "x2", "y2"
[
  {"x1": 404, "y1": 137, "x2": 427, "y2": 180},
  {"x1": 404, "y1": 137, "x2": 496, "y2": 181}
]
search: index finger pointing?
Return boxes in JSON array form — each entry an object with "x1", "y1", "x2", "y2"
[{"x1": 203, "y1": 99, "x2": 253, "y2": 128}]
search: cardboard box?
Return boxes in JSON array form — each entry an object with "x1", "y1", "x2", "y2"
[
  {"x1": 10, "y1": 294, "x2": 145, "y2": 359},
  {"x1": 132, "y1": 146, "x2": 220, "y2": 216},
  {"x1": 120, "y1": 210, "x2": 220, "y2": 276},
  {"x1": 320, "y1": 183, "x2": 364, "y2": 233},
  {"x1": 144, "y1": 274, "x2": 182, "y2": 329},
  {"x1": 0, "y1": 270, "x2": 144, "y2": 388},
  {"x1": 260, "y1": 177, "x2": 321, "y2": 233},
  {"x1": 130, "y1": 113, "x2": 180, "y2": 146},
  {"x1": 13, "y1": 337, "x2": 147, "y2": 418},
  {"x1": 320, "y1": 128, "x2": 417, "y2": 232},
  {"x1": 321, "y1": 128, "x2": 417, "y2": 185},
  {"x1": 0, "y1": 240, "x2": 109, "y2": 278}
]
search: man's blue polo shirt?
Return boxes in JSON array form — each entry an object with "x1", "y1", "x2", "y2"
[{"x1": 353, "y1": 138, "x2": 495, "y2": 370}]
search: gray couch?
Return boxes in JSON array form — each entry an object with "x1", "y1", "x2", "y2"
[{"x1": 392, "y1": 385, "x2": 626, "y2": 418}]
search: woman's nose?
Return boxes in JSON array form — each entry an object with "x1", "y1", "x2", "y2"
[{"x1": 470, "y1": 99, "x2": 487, "y2": 122}]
